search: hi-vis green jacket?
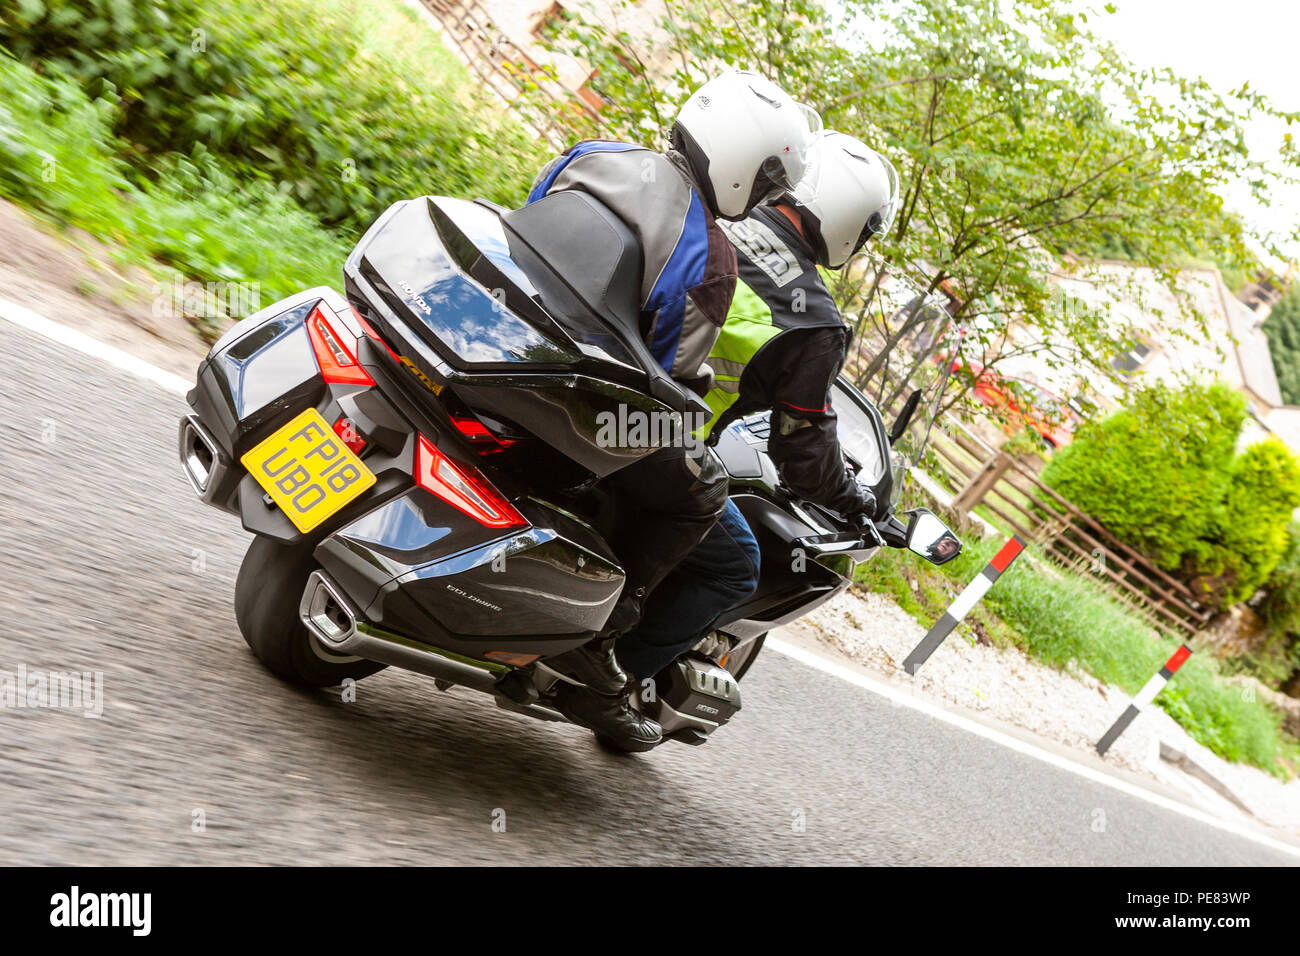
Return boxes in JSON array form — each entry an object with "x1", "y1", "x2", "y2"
[{"x1": 702, "y1": 206, "x2": 876, "y2": 517}]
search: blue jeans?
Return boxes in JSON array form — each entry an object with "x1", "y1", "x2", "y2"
[{"x1": 615, "y1": 498, "x2": 761, "y2": 680}]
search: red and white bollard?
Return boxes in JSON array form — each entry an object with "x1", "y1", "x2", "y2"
[
  {"x1": 1095, "y1": 644, "x2": 1193, "y2": 756},
  {"x1": 903, "y1": 536, "x2": 1026, "y2": 676}
]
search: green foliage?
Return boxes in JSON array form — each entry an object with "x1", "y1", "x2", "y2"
[
  {"x1": 0, "y1": 46, "x2": 133, "y2": 235},
  {"x1": 1262, "y1": 287, "x2": 1300, "y2": 406},
  {"x1": 1079, "y1": 221, "x2": 1259, "y2": 295},
  {"x1": 1242, "y1": 522, "x2": 1300, "y2": 688},
  {"x1": 1258, "y1": 523, "x2": 1300, "y2": 635},
  {"x1": 857, "y1": 536, "x2": 1295, "y2": 775},
  {"x1": 1003, "y1": 426, "x2": 1049, "y2": 461},
  {"x1": 539, "y1": 0, "x2": 1296, "y2": 414},
  {"x1": 0, "y1": 0, "x2": 546, "y2": 235},
  {"x1": 1202, "y1": 439, "x2": 1300, "y2": 605},
  {"x1": 0, "y1": 54, "x2": 346, "y2": 323},
  {"x1": 1042, "y1": 382, "x2": 1300, "y2": 608},
  {"x1": 1042, "y1": 382, "x2": 1243, "y2": 564}
]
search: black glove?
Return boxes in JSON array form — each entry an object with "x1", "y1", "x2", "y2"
[{"x1": 848, "y1": 486, "x2": 878, "y2": 528}]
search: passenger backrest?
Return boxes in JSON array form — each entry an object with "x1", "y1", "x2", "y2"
[
  {"x1": 501, "y1": 191, "x2": 709, "y2": 418},
  {"x1": 501, "y1": 191, "x2": 645, "y2": 344}
]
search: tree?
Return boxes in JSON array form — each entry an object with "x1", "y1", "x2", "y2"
[
  {"x1": 1042, "y1": 382, "x2": 1300, "y2": 609},
  {"x1": 537, "y1": 0, "x2": 1297, "y2": 419},
  {"x1": 1262, "y1": 286, "x2": 1300, "y2": 406}
]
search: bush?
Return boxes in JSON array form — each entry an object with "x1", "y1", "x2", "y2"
[
  {"x1": 0, "y1": 0, "x2": 547, "y2": 235},
  {"x1": 1258, "y1": 523, "x2": 1300, "y2": 634},
  {"x1": 0, "y1": 54, "x2": 347, "y2": 324},
  {"x1": 1239, "y1": 523, "x2": 1300, "y2": 689},
  {"x1": 1262, "y1": 286, "x2": 1300, "y2": 405},
  {"x1": 1197, "y1": 439, "x2": 1300, "y2": 606},
  {"x1": 1042, "y1": 381, "x2": 1300, "y2": 608},
  {"x1": 0, "y1": 47, "x2": 133, "y2": 236}
]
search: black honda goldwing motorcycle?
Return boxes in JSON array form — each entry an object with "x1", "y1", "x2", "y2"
[{"x1": 178, "y1": 190, "x2": 961, "y2": 750}]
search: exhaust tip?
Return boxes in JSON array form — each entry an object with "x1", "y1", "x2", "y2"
[
  {"x1": 180, "y1": 417, "x2": 218, "y2": 495},
  {"x1": 300, "y1": 571, "x2": 358, "y2": 647}
]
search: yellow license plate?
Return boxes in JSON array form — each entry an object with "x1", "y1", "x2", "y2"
[{"x1": 241, "y1": 409, "x2": 376, "y2": 533}]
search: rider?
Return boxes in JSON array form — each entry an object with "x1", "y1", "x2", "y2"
[
  {"x1": 614, "y1": 129, "x2": 901, "y2": 685},
  {"x1": 532, "y1": 71, "x2": 820, "y2": 750}
]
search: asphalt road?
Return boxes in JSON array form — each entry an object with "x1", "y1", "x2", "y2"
[{"x1": 0, "y1": 315, "x2": 1295, "y2": 866}]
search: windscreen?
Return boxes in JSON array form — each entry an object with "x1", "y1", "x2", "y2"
[{"x1": 831, "y1": 378, "x2": 889, "y2": 484}]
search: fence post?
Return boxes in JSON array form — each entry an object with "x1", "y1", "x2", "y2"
[{"x1": 951, "y1": 450, "x2": 1013, "y2": 515}]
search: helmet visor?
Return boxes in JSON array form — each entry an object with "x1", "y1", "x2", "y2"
[
  {"x1": 853, "y1": 150, "x2": 901, "y2": 253},
  {"x1": 749, "y1": 103, "x2": 824, "y2": 212},
  {"x1": 873, "y1": 151, "x2": 900, "y2": 237},
  {"x1": 748, "y1": 155, "x2": 797, "y2": 210},
  {"x1": 791, "y1": 102, "x2": 824, "y2": 198}
]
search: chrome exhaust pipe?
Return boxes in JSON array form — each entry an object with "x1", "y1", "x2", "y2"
[
  {"x1": 179, "y1": 415, "x2": 220, "y2": 496},
  {"x1": 299, "y1": 571, "x2": 499, "y2": 695}
]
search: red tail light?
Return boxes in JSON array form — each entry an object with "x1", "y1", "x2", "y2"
[
  {"x1": 349, "y1": 304, "x2": 400, "y2": 364},
  {"x1": 333, "y1": 415, "x2": 367, "y2": 455},
  {"x1": 414, "y1": 434, "x2": 526, "y2": 529},
  {"x1": 450, "y1": 414, "x2": 515, "y2": 454},
  {"x1": 306, "y1": 304, "x2": 375, "y2": 386}
]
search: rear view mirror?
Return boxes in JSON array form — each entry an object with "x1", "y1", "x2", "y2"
[
  {"x1": 905, "y1": 509, "x2": 962, "y2": 565},
  {"x1": 889, "y1": 389, "x2": 923, "y2": 445}
]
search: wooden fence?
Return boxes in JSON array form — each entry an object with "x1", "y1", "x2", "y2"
[
  {"x1": 916, "y1": 416, "x2": 1213, "y2": 637},
  {"x1": 419, "y1": 0, "x2": 606, "y2": 145}
]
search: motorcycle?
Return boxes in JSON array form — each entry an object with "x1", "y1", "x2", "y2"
[{"x1": 177, "y1": 190, "x2": 962, "y2": 751}]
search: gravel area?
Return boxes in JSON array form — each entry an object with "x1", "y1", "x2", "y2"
[{"x1": 793, "y1": 585, "x2": 1300, "y2": 836}]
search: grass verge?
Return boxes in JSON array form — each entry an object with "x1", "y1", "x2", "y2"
[{"x1": 856, "y1": 532, "x2": 1300, "y2": 779}]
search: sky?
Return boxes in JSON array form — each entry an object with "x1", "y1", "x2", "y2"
[{"x1": 1083, "y1": 0, "x2": 1300, "y2": 268}]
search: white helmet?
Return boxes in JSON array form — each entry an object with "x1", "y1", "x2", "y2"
[
  {"x1": 671, "y1": 70, "x2": 821, "y2": 221},
  {"x1": 790, "y1": 130, "x2": 899, "y2": 268}
]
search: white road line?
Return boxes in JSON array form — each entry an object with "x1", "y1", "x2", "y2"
[
  {"x1": 2, "y1": 299, "x2": 1297, "y2": 861},
  {"x1": 768, "y1": 636, "x2": 1300, "y2": 860},
  {"x1": 0, "y1": 295, "x2": 190, "y2": 397}
]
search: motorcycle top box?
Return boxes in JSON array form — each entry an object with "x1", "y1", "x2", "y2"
[
  {"x1": 342, "y1": 193, "x2": 712, "y2": 479},
  {"x1": 181, "y1": 277, "x2": 625, "y2": 658}
]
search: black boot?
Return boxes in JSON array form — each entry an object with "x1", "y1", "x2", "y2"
[
  {"x1": 544, "y1": 636, "x2": 627, "y2": 696},
  {"x1": 552, "y1": 681, "x2": 662, "y2": 753}
]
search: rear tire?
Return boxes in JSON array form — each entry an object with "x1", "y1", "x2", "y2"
[{"x1": 234, "y1": 536, "x2": 386, "y2": 687}]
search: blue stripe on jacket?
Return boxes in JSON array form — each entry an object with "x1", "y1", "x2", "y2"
[
  {"x1": 526, "y1": 141, "x2": 712, "y2": 376},
  {"x1": 647, "y1": 192, "x2": 709, "y2": 371},
  {"x1": 526, "y1": 140, "x2": 642, "y2": 204}
]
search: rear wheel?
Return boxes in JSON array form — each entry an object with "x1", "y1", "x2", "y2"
[{"x1": 234, "y1": 536, "x2": 386, "y2": 687}]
